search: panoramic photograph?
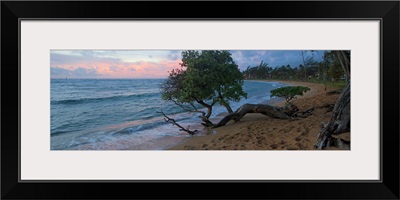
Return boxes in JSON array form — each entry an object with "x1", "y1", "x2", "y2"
[{"x1": 50, "y1": 50, "x2": 350, "y2": 150}]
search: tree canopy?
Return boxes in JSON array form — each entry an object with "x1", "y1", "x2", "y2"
[
  {"x1": 161, "y1": 50, "x2": 247, "y2": 125},
  {"x1": 242, "y1": 51, "x2": 349, "y2": 82},
  {"x1": 270, "y1": 86, "x2": 310, "y2": 103}
]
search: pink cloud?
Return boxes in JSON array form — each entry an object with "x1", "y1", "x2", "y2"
[{"x1": 51, "y1": 59, "x2": 181, "y2": 79}]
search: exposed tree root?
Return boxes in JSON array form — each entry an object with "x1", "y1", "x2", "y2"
[
  {"x1": 314, "y1": 135, "x2": 350, "y2": 150},
  {"x1": 326, "y1": 89, "x2": 342, "y2": 95},
  {"x1": 291, "y1": 103, "x2": 334, "y2": 118}
]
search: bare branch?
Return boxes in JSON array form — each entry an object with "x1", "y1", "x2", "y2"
[
  {"x1": 171, "y1": 100, "x2": 206, "y2": 116},
  {"x1": 158, "y1": 109, "x2": 198, "y2": 135}
]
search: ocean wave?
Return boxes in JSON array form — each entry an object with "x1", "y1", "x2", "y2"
[
  {"x1": 51, "y1": 92, "x2": 159, "y2": 105},
  {"x1": 51, "y1": 130, "x2": 76, "y2": 136},
  {"x1": 126, "y1": 122, "x2": 161, "y2": 133},
  {"x1": 114, "y1": 116, "x2": 193, "y2": 135},
  {"x1": 51, "y1": 81, "x2": 290, "y2": 149}
]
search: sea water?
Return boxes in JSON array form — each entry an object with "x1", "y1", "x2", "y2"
[{"x1": 50, "y1": 79, "x2": 286, "y2": 150}]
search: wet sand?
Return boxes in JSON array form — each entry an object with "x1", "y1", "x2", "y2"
[{"x1": 169, "y1": 80, "x2": 349, "y2": 150}]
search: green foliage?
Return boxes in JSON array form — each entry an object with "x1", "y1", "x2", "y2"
[
  {"x1": 327, "y1": 80, "x2": 347, "y2": 89},
  {"x1": 242, "y1": 61, "x2": 272, "y2": 79},
  {"x1": 328, "y1": 63, "x2": 344, "y2": 81},
  {"x1": 323, "y1": 51, "x2": 345, "y2": 82},
  {"x1": 270, "y1": 86, "x2": 310, "y2": 103},
  {"x1": 241, "y1": 50, "x2": 350, "y2": 83},
  {"x1": 161, "y1": 50, "x2": 247, "y2": 115}
]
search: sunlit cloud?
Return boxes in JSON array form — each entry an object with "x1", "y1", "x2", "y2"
[
  {"x1": 50, "y1": 50, "x2": 181, "y2": 79},
  {"x1": 50, "y1": 50, "x2": 324, "y2": 79}
]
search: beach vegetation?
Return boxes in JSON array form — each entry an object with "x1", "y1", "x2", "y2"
[
  {"x1": 270, "y1": 86, "x2": 310, "y2": 103},
  {"x1": 161, "y1": 50, "x2": 247, "y2": 126}
]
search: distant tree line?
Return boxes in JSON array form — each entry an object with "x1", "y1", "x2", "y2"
[{"x1": 242, "y1": 51, "x2": 347, "y2": 82}]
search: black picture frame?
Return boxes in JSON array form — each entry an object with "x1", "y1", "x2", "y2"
[{"x1": 2, "y1": 1, "x2": 399, "y2": 199}]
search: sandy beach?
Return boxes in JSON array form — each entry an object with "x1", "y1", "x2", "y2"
[{"x1": 169, "y1": 80, "x2": 349, "y2": 150}]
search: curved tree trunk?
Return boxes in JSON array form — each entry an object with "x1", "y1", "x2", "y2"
[
  {"x1": 314, "y1": 50, "x2": 351, "y2": 150},
  {"x1": 314, "y1": 82, "x2": 350, "y2": 149},
  {"x1": 336, "y1": 51, "x2": 350, "y2": 83},
  {"x1": 195, "y1": 100, "x2": 215, "y2": 127},
  {"x1": 222, "y1": 103, "x2": 233, "y2": 114},
  {"x1": 213, "y1": 103, "x2": 298, "y2": 128}
]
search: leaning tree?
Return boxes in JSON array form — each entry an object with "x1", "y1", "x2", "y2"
[
  {"x1": 161, "y1": 50, "x2": 303, "y2": 130},
  {"x1": 161, "y1": 50, "x2": 247, "y2": 127},
  {"x1": 314, "y1": 50, "x2": 351, "y2": 149}
]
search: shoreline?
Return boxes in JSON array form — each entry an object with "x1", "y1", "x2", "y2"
[{"x1": 169, "y1": 80, "x2": 348, "y2": 150}]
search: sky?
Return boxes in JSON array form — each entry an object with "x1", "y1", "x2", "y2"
[{"x1": 50, "y1": 50, "x2": 324, "y2": 79}]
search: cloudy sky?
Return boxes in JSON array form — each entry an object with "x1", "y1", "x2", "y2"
[{"x1": 50, "y1": 50, "x2": 324, "y2": 79}]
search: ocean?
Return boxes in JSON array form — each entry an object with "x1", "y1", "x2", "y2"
[{"x1": 50, "y1": 79, "x2": 286, "y2": 150}]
